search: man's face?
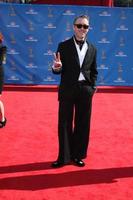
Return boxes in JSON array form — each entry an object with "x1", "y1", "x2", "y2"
[{"x1": 73, "y1": 17, "x2": 89, "y2": 40}]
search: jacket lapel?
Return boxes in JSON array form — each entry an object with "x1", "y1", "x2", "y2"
[
  {"x1": 69, "y1": 38, "x2": 93, "y2": 68},
  {"x1": 81, "y1": 42, "x2": 93, "y2": 68},
  {"x1": 69, "y1": 37, "x2": 80, "y2": 67}
]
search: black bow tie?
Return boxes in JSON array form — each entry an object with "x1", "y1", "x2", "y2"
[
  {"x1": 74, "y1": 37, "x2": 85, "y2": 50},
  {"x1": 75, "y1": 38, "x2": 84, "y2": 45}
]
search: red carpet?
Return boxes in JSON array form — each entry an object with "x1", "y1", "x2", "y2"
[{"x1": 0, "y1": 86, "x2": 133, "y2": 200}]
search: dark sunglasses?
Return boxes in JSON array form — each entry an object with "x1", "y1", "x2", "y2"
[{"x1": 74, "y1": 24, "x2": 89, "y2": 29}]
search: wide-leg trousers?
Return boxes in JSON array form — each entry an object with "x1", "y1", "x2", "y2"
[{"x1": 57, "y1": 83, "x2": 95, "y2": 163}]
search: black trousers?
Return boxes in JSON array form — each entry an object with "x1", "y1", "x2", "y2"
[{"x1": 57, "y1": 82, "x2": 95, "y2": 163}]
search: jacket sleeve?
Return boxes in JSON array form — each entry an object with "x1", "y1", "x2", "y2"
[{"x1": 90, "y1": 48, "x2": 98, "y2": 87}]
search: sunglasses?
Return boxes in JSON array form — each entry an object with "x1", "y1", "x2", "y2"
[{"x1": 74, "y1": 24, "x2": 89, "y2": 29}]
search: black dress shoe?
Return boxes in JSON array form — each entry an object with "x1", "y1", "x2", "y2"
[
  {"x1": 51, "y1": 161, "x2": 64, "y2": 168},
  {"x1": 0, "y1": 118, "x2": 7, "y2": 128},
  {"x1": 73, "y1": 158, "x2": 85, "y2": 167}
]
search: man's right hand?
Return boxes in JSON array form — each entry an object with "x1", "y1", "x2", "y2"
[{"x1": 52, "y1": 52, "x2": 62, "y2": 70}]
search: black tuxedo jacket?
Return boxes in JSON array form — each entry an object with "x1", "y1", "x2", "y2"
[{"x1": 52, "y1": 37, "x2": 98, "y2": 100}]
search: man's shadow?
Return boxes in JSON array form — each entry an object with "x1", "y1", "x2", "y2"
[
  {"x1": 0, "y1": 161, "x2": 51, "y2": 174},
  {"x1": 0, "y1": 162, "x2": 133, "y2": 190}
]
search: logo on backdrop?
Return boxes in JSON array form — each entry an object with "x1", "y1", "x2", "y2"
[
  {"x1": 66, "y1": 22, "x2": 71, "y2": 32},
  {"x1": 48, "y1": 61, "x2": 53, "y2": 71},
  {"x1": 48, "y1": 34, "x2": 53, "y2": 45},
  {"x1": 28, "y1": 20, "x2": 35, "y2": 31},
  {"x1": 10, "y1": 60, "x2": 17, "y2": 70},
  {"x1": 25, "y1": 7, "x2": 38, "y2": 15},
  {"x1": 101, "y1": 23, "x2": 107, "y2": 32},
  {"x1": 99, "y1": 74, "x2": 105, "y2": 85},
  {"x1": 101, "y1": 50, "x2": 106, "y2": 59},
  {"x1": 9, "y1": 6, "x2": 16, "y2": 16},
  {"x1": 25, "y1": 35, "x2": 38, "y2": 42},
  {"x1": 8, "y1": 48, "x2": 19, "y2": 55},
  {"x1": 7, "y1": 75, "x2": 19, "y2": 81},
  {"x1": 10, "y1": 33, "x2": 16, "y2": 44},
  {"x1": 28, "y1": 47, "x2": 34, "y2": 58},
  {"x1": 116, "y1": 24, "x2": 128, "y2": 31},
  {"x1": 115, "y1": 50, "x2": 127, "y2": 57},
  {"x1": 43, "y1": 76, "x2": 56, "y2": 82},
  {"x1": 98, "y1": 64, "x2": 108, "y2": 69},
  {"x1": 120, "y1": 10, "x2": 126, "y2": 20},
  {"x1": 114, "y1": 63, "x2": 125, "y2": 83},
  {"x1": 117, "y1": 63, "x2": 123, "y2": 81},
  {"x1": 25, "y1": 62, "x2": 37, "y2": 68},
  {"x1": 7, "y1": 21, "x2": 20, "y2": 28},
  {"x1": 119, "y1": 36, "x2": 125, "y2": 46},
  {"x1": 44, "y1": 23, "x2": 56, "y2": 29},
  {"x1": 99, "y1": 11, "x2": 111, "y2": 17},
  {"x1": 48, "y1": 7, "x2": 54, "y2": 18},
  {"x1": 98, "y1": 37, "x2": 110, "y2": 44},
  {"x1": 44, "y1": 50, "x2": 53, "y2": 56},
  {"x1": 63, "y1": 10, "x2": 75, "y2": 16}
]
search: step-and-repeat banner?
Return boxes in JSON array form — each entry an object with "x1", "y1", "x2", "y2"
[{"x1": 0, "y1": 3, "x2": 133, "y2": 86}]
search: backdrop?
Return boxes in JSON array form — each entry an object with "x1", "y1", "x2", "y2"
[{"x1": 0, "y1": 3, "x2": 133, "y2": 86}]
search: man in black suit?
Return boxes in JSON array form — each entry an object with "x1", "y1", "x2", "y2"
[{"x1": 52, "y1": 15, "x2": 98, "y2": 168}]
